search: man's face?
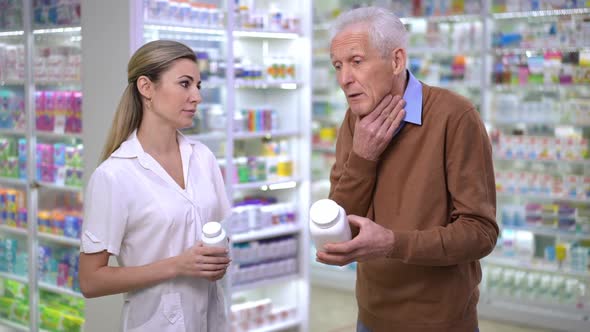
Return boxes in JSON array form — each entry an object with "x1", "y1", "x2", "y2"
[{"x1": 330, "y1": 24, "x2": 395, "y2": 117}]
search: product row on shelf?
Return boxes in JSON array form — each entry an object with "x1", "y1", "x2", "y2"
[
  {"x1": 0, "y1": 136, "x2": 84, "y2": 188},
  {"x1": 230, "y1": 297, "x2": 297, "y2": 332},
  {"x1": 0, "y1": 43, "x2": 82, "y2": 84},
  {"x1": 0, "y1": 278, "x2": 84, "y2": 332},
  {"x1": 0, "y1": 0, "x2": 81, "y2": 30}
]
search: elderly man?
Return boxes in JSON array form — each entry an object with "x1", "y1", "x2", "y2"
[{"x1": 316, "y1": 6, "x2": 498, "y2": 332}]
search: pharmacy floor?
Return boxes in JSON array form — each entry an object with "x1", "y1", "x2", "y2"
[{"x1": 309, "y1": 286, "x2": 546, "y2": 332}]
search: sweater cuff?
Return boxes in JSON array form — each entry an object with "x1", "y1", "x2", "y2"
[
  {"x1": 387, "y1": 230, "x2": 412, "y2": 260},
  {"x1": 346, "y1": 151, "x2": 379, "y2": 177}
]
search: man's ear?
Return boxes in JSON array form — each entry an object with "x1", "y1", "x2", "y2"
[
  {"x1": 391, "y1": 48, "x2": 407, "y2": 75},
  {"x1": 136, "y1": 75, "x2": 153, "y2": 100}
]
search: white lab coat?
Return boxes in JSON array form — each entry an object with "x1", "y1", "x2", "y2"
[{"x1": 81, "y1": 130, "x2": 231, "y2": 332}]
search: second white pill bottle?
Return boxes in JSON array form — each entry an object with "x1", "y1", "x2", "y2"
[
  {"x1": 309, "y1": 199, "x2": 351, "y2": 252},
  {"x1": 202, "y1": 221, "x2": 229, "y2": 250}
]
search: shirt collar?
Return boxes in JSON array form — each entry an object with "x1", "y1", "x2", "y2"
[
  {"x1": 110, "y1": 129, "x2": 194, "y2": 161},
  {"x1": 402, "y1": 70, "x2": 423, "y2": 126}
]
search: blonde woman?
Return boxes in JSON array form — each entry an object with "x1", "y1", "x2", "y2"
[{"x1": 79, "y1": 40, "x2": 231, "y2": 332}]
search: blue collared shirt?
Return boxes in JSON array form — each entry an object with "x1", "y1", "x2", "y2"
[{"x1": 403, "y1": 70, "x2": 423, "y2": 125}]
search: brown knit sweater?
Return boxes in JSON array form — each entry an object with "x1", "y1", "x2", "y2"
[{"x1": 329, "y1": 83, "x2": 498, "y2": 332}]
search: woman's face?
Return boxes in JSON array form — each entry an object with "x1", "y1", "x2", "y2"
[{"x1": 147, "y1": 58, "x2": 202, "y2": 129}]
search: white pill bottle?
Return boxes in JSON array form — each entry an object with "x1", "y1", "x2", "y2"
[
  {"x1": 309, "y1": 199, "x2": 351, "y2": 252},
  {"x1": 202, "y1": 221, "x2": 228, "y2": 250}
]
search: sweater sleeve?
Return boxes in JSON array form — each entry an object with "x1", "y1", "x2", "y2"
[
  {"x1": 387, "y1": 108, "x2": 499, "y2": 266},
  {"x1": 328, "y1": 110, "x2": 379, "y2": 219}
]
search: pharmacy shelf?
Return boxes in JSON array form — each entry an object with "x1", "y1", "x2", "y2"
[
  {"x1": 233, "y1": 178, "x2": 299, "y2": 191},
  {"x1": 502, "y1": 225, "x2": 590, "y2": 241},
  {"x1": 234, "y1": 130, "x2": 300, "y2": 140},
  {"x1": 478, "y1": 295, "x2": 590, "y2": 332},
  {"x1": 493, "y1": 83, "x2": 590, "y2": 91},
  {"x1": 0, "y1": 177, "x2": 26, "y2": 187},
  {"x1": 437, "y1": 81, "x2": 482, "y2": 89},
  {"x1": 312, "y1": 145, "x2": 335, "y2": 153},
  {"x1": 496, "y1": 193, "x2": 590, "y2": 205},
  {"x1": 482, "y1": 256, "x2": 588, "y2": 279},
  {"x1": 482, "y1": 293, "x2": 590, "y2": 316},
  {"x1": 0, "y1": 128, "x2": 26, "y2": 135},
  {"x1": 143, "y1": 23, "x2": 224, "y2": 35},
  {"x1": 38, "y1": 281, "x2": 84, "y2": 299},
  {"x1": 231, "y1": 224, "x2": 301, "y2": 243},
  {"x1": 36, "y1": 181, "x2": 82, "y2": 193},
  {"x1": 401, "y1": 14, "x2": 481, "y2": 23},
  {"x1": 0, "y1": 271, "x2": 28, "y2": 284},
  {"x1": 32, "y1": 25, "x2": 81, "y2": 34},
  {"x1": 187, "y1": 132, "x2": 225, "y2": 141},
  {"x1": 38, "y1": 232, "x2": 80, "y2": 247},
  {"x1": 36, "y1": 131, "x2": 83, "y2": 140},
  {"x1": 233, "y1": 29, "x2": 301, "y2": 39},
  {"x1": 310, "y1": 263, "x2": 356, "y2": 292},
  {"x1": 35, "y1": 79, "x2": 81, "y2": 87},
  {"x1": 493, "y1": 157, "x2": 590, "y2": 167},
  {"x1": 234, "y1": 80, "x2": 302, "y2": 90},
  {"x1": 493, "y1": 46, "x2": 589, "y2": 55},
  {"x1": 492, "y1": 120, "x2": 590, "y2": 128},
  {"x1": 0, "y1": 318, "x2": 28, "y2": 332},
  {"x1": 491, "y1": 7, "x2": 590, "y2": 19},
  {"x1": 0, "y1": 225, "x2": 27, "y2": 237},
  {"x1": 408, "y1": 47, "x2": 482, "y2": 57},
  {"x1": 249, "y1": 319, "x2": 300, "y2": 332},
  {"x1": 232, "y1": 273, "x2": 300, "y2": 293}
]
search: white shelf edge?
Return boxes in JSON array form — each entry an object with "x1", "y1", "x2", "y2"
[
  {"x1": 247, "y1": 318, "x2": 301, "y2": 332},
  {"x1": 407, "y1": 48, "x2": 482, "y2": 56},
  {"x1": 231, "y1": 273, "x2": 300, "y2": 293},
  {"x1": 502, "y1": 225, "x2": 590, "y2": 241},
  {"x1": 233, "y1": 29, "x2": 301, "y2": 39},
  {"x1": 478, "y1": 296, "x2": 590, "y2": 332},
  {"x1": 38, "y1": 281, "x2": 84, "y2": 298},
  {"x1": 496, "y1": 192, "x2": 590, "y2": 205},
  {"x1": 493, "y1": 46, "x2": 590, "y2": 54},
  {"x1": 0, "y1": 225, "x2": 28, "y2": 237},
  {"x1": 0, "y1": 177, "x2": 27, "y2": 186},
  {"x1": 234, "y1": 81, "x2": 303, "y2": 89},
  {"x1": 233, "y1": 178, "x2": 299, "y2": 191},
  {"x1": 0, "y1": 318, "x2": 29, "y2": 332},
  {"x1": 492, "y1": 7, "x2": 590, "y2": 19},
  {"x1": 0, "y1": 271, "x2": 28, "y2": 284},
  {"x1": 0, "y1": 128, "x2": 26, "y2": 135},
  {"x1": 310, "y1": 263, "x2": 356, "y2": 292},
  {"x1": 312, "y1": 145, "x2": 335, "y2": 153},
  {"x1": 38, "y1": 232, "x2": 80, "y2": 246},
  {"x1": 493, "y1": 157, "x2": 590, "y2": 167},
  {"x1": 143, "y1": 23, "x2": 225, "y2": 35},
  {"x1": 36, "y1": 181, "x2": 82, "y2": 192},
  {"x1": 482, "y1": 256, "x2": 589, "y2": 279},
  {"x1": 231, "y1": 224, "x2": 301, "y2": 243},
  {"x1": 233, "y1": 130, "x2": 300, "y2": 140},
  {"x1": 401, "y1": 14, "x2": 481, "y2": 23},
  {"x1": 36, "y1": 131, "x2": 83, "y2": 140},
  {"x1": 186, "y1": 132, "x2": 225, "y2": 141}
]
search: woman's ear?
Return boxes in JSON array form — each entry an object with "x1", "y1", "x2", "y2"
[
  {"x1": 391, "y1": 48, "x2": 407, "y2": 75},
  {"x1": 136, "y1": 75, "x2": 153, "y2": 101}
]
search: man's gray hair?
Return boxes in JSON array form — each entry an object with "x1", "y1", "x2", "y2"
[{"x1": 330, "y1": 6, "x2": 408, "y2": 58}]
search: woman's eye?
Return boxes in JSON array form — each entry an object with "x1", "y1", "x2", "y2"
[
  {"x1": 197, "y1": 84, "x2": 202, "y2": 90},
  {"x1": 180, "y1": 81, "x2": 189, "y2": 88}
]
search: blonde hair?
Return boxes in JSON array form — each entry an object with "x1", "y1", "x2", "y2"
[{"x1": 100, "y1": 40, "x2": 196, "y2": 162}]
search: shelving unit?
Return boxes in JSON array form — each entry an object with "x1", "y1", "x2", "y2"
[
  {"x1": 481, "y1": 2, "x2": 590, "y2": 330},
  {"x1": 0, "y1": 1, "x2": 86, "y2": 331}
]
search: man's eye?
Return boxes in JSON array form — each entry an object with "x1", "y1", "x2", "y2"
[{"x1": 353, "y1": 60, "x2": 361, "y2": 65}]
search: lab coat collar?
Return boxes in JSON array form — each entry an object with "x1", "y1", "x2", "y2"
[{"x1": 111, "y1": 130, "x2": 195, "y2": 199}]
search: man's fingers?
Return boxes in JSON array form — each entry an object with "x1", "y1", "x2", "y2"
[{"x1": 362, "y1": 94, "x2": 393, "y2": 123}]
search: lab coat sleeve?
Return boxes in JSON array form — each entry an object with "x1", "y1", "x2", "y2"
[{"x1": 81, "y1": 167, "x2": 128, "y2": 256}]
